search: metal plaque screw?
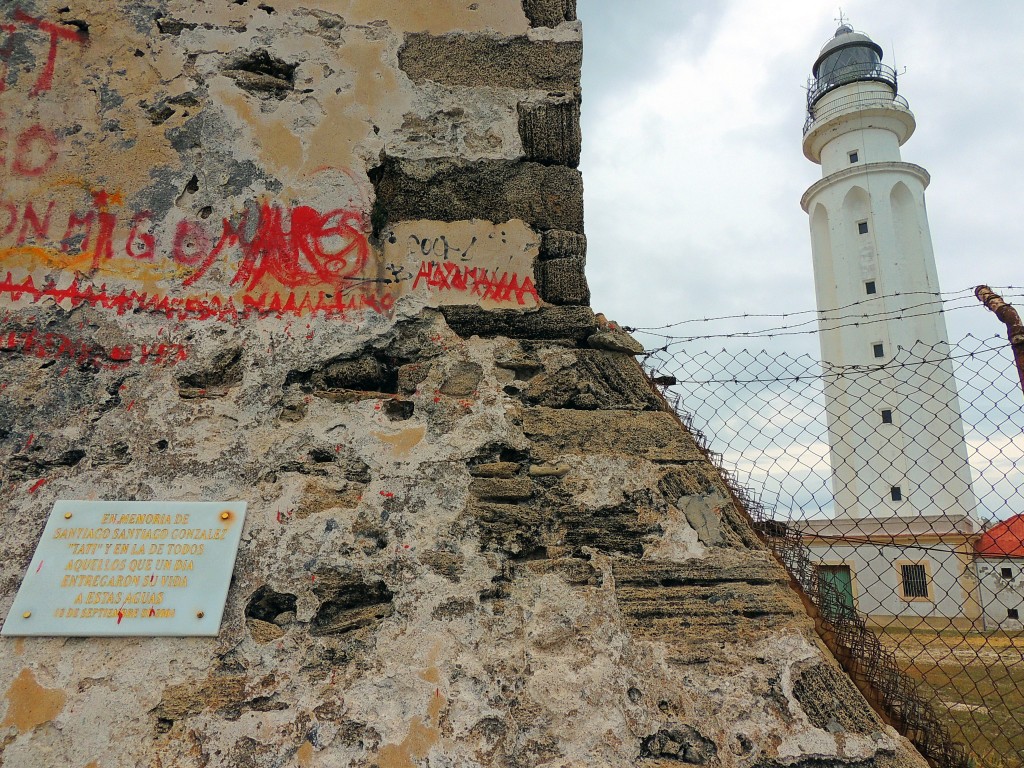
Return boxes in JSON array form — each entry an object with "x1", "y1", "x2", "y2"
[
  {"x1": 64, "y1": 512, "x2": 72, "y2": 519},
  {"x1": 220, "y1": 512, "x2": 230, "y2": 520},
  {"x1": 22, "y1": 611, "x2": 31, "y2": 619},
  {"x1": 196, "y1": 611, "x2": 205, "y2": 619}
]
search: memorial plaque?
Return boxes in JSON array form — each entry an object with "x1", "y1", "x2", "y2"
[{"x1": 1, "y1": 500, "x2": 246, "y2": 637}]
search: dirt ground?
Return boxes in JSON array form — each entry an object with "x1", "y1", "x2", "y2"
[{"x1": 877, "y1": 627, "x2": 1024, "y2": 768}]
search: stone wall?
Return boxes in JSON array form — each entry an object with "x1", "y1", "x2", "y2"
[{"x1": 0, "y1": 2, "x2": 928, "y2": 766}]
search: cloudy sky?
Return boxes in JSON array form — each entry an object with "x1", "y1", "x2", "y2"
[{"x1": 577, "y1": 0, "x2": 1024, "y2": 352}]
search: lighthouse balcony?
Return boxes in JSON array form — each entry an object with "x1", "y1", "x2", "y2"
[{"x1": 803, "y1": 88, "x2": 912, "y2": 136}]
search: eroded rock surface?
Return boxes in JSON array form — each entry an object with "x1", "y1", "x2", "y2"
[{"x1": 0, "y1": 2, "x2": 927, "y2": 767}]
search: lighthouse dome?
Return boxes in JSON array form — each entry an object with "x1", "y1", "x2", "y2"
[{"x1": 809, "y1": 25, "x2": 890, "y2": 106}]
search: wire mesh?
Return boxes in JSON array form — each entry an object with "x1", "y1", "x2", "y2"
[{"x1": 645, "y1": 332, "x2": 1024, "y2": 768}]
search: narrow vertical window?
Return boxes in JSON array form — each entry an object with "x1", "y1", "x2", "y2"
[
  {"x1": 890, "y1": 486, "x2": 902, "y2": 501},
  {"x1": 881, "y1": 409, "x2": 893, "y2": 424},
  {"x1": 1009, "y1": 608, "x2": 1020, "y2": 621},
  {"x1": 849, "y1": 150, "x2": 859, "y2": 163},
  {"x1": 858, "y1": 221, "x2": 869, "y2": 235},
  {"x1": 873, "y1": 342, "x2": 885, "y2": 358},
  {"x1": 1001, "y1": 567, "x2": 1013, "y2": 579},
  {"x1": 865, "y1": 280, "x2": 877, "y2": 295}
]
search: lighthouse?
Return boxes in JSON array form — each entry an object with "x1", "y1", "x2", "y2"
[{"x1": 800, "y1": 24, "x2": 978, "y2": 522}]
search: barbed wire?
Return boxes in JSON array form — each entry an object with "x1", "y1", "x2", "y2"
[
  {"x1": 639, "y1": 294, "x2": 1024, "y2": 347},
  {"x1": 626, "y1": 285, "x2": 1022, "y2": 332},
  {"x1": 646, "y1": 335, "x2": 1009, "y2": 385}
]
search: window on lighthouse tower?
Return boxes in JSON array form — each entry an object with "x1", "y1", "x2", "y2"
[{"x1": 858, "y1": 221, "x2": 869, "y2": 235}]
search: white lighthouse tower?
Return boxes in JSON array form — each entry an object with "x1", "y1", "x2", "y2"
[{"x1": 800, "y1": 24, "x2": 977, "y2": 522}]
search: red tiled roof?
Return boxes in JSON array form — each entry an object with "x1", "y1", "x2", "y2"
[{"x1": 976, "y1": 513, "x2": 1024, "y2": 558}]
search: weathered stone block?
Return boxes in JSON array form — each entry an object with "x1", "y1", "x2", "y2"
[
  {"x1": 470, "y1": 461, "x2": 521, "y2": 478},
  {"x1": 244, "y1": 585, "x2": 298, "y2": 624},
  {"x1": 370, "y1": 156, "x2": 584, "y2": 234},
  {"x1": 419, "y1": 550, "x2": 465, "y2": 582},
  {"x1": 522, "y1": 407, "x2": 704, "y2": 462},
  {"x1": 310, "y1": 570, "x2": 394, "y2": 637},
  {"x1": 521, "y1": 0, "x2": 578, "y2": 27},
  {"x1": 470, "y1": 500, "x2": 549, "y2": 556},
  {"x1": 640, "y1": 726, "x2": 717, "y2": 765},
  {"x1": 440, "y1": 361, "x2": 483, "y2": 396},
  {"x1": 288, "y1": 354, "x2": 398, "y2": 394},
  {"x1": 535, "y1": 255, "x2": 590, "y2": 305},
  {"x1": 176, "y1": 345, "x2": 243, "y2": 396},
  {"x1": 518, "y1": 349, "x2": 661, "y2": 410},
  {"x1": 318, "y1": 356, "x2": 394, "y2": 392},
  {"x1": 587, "y1": 328, "x2": 644, "y2": 355},
  {"x1": 658, "y1": 464, "x2": 728, "y2": 500},
  {"x1": 541, "y1": 229, "x2": 587, "y2": 260},
  {"x1": 470, "y1": 477, "x2": 534, "y2": 501},
  {"x1": 612, "y1": 555, "x2": 805, "y2": 664},
  {"x1": 399, "y1": 34, "x2": 581, "y2": 90},
  {"x1": 518, "y1": 99, "x2": 582, "y2": 167},
  {"x1": 154, "y1": 673, "x2": 248, "y2": 724},
  {"x1": 792, "y1": 663, "x2": 881, "y2": 735},
  {"x1": 440, "y1": 305, "x2": 596, "y2": 340},
  {"x1": 223, "y1": 49, "x2": 298, "y2": 99},
  {"x1": 297, "y1": 480, "x2": 363, "y2": 518},
  {"x1": 528, "y1": 462, "x2": 570, "y2": 477},
  {"x1": 494, "y1": 343, "x2": 544, "y2": 375},
  {"x1": 397, "y1": 362, "x2": 431, "y2": 395}
]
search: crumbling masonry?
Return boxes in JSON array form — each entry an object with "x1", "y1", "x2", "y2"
[{"x1": 0, "y1": 2, "x2": 930, "y2": 766}]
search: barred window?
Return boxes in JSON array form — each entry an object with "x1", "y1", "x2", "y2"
[{"x1": 901, "y1": 564, "x2": 929, "y2": 599}]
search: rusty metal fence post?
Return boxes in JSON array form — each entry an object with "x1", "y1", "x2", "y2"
[{"x1": 976, "y1": 284, "x2": 1024, "y2": 399}]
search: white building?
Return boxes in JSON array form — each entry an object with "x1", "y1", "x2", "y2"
[
  {"x1": 975, "y1": 514, "x2": 1024, "y2": 630},
  {"x1": 797, "y1": 24, "x2": 982, "y2": 628}
]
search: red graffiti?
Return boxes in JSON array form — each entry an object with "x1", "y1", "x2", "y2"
[
  {"x1": 126, "y1": 211, "x2": 156, "y2": 260},
  {"x1": 8, "y1": 11, "x2": 88, "y2": 96},
  {"x1": 0, "y1": 193, "x2": 120, "y2": 254},
  {"x1": 0, "y1": 325, "x2": 187, "y2": 370},
  {"x1": 0, "y1": 124, "x2": 61, "y2": 177},
  {"x1": 2, "y1": 193, "x2": 376, "y2": 301},
  {"x1": 412, "y1": 261, "x2": 540, "y2": 305},
  {"x1": 172, "y1": 220, "x2": 212, "y2": 268},
  {"x1": 27, "y1": 478, "x2": 47, "y2": 494},
  {"x1": 0, "y1": 274, "x2": 397, "y2": 322},
  {"x1": 182, "y1": 202, "x2": 370, "y2": 291},
  {"x1": 275, "y1": 508, "x2": 294, "y2": 524}
]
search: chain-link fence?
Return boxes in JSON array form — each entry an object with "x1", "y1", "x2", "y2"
[{"x1": 642, "y1": 300, "x2": 1024, "y2": 768}]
